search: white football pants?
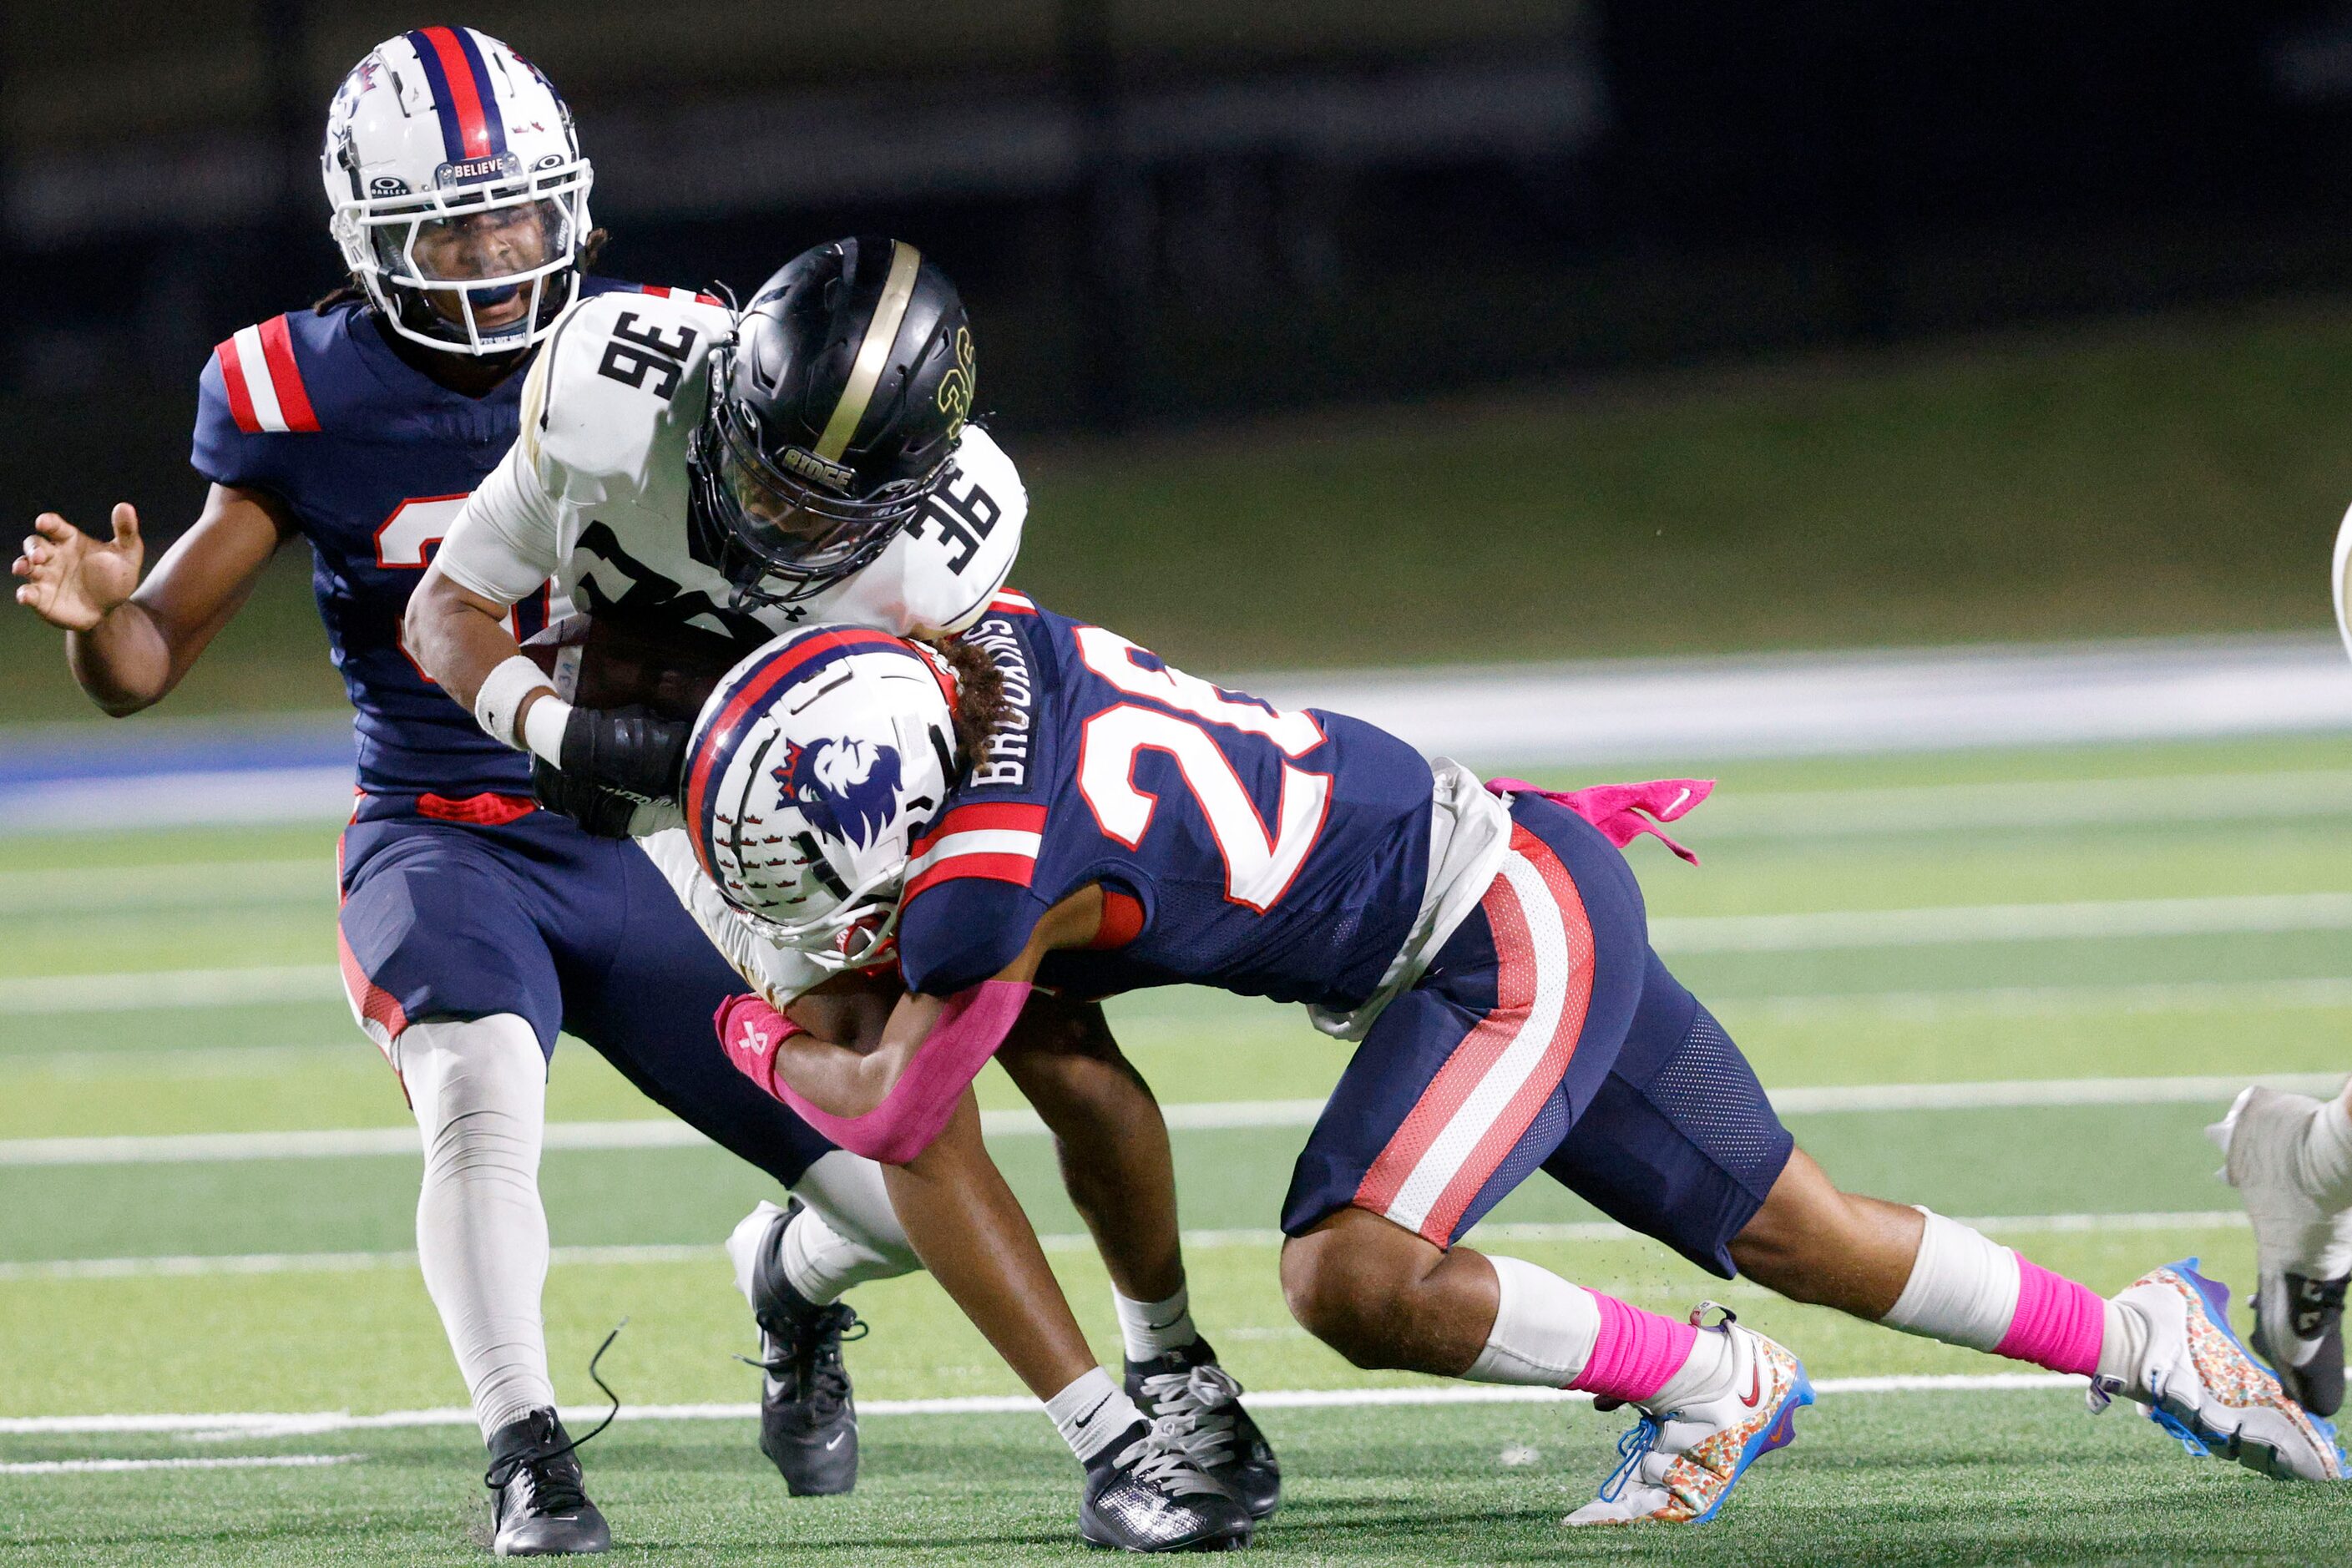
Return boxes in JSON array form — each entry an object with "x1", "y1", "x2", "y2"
[{"x1": 394, "y1": 1014, "x2": 918, "y2": 1442}]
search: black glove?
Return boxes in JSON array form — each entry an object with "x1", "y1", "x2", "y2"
[
  {"x1": 559, "y1": 703, "x2": 692, "y2": 802},
  {"x1": 530, "y1": 756, "x2": 642, "y2": 838}
]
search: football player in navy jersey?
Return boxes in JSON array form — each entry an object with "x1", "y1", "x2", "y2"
[
  {"x1": 686, "y1": 607, "x2": 2346, "y2": 1532},
  {"x1": 404, "y1": 238, "x2": 1281, "y2": 1550},
  {"x1": 12, "y1": 29, "x2": 926, "y2": 1555}
]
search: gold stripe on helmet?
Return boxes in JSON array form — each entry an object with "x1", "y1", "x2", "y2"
[{"x1": 814, "y1": 240, "x2": 923, "y2": 463}]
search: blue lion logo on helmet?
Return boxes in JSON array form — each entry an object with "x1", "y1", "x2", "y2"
[{"x1": 775, "y1": 738, "x2": 903, "y2": 850}]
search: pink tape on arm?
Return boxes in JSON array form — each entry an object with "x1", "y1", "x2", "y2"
[
  {"x1": 1993, "y1": 1256, "x2": 2107, "y2": 1377},
  {"x1": 766, "y1": 980, "x2": 1032, "y2": 1166},
  {"x1": 1568, "y1": 1291, "x2": 1698, "y2": 1404},
  {"x1": 1486, "y1": 777, "x2": 1714, "y2": 865}
]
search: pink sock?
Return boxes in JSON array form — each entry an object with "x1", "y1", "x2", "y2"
[
  {"x1": 1993, "y1": 1257, "x2": 2106, "y2": 1377},
  {"x1": 1567, "y1": 1292, "x2": 1699, "y2": 1404}
]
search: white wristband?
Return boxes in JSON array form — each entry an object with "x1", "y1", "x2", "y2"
[
  {"x1": 521, "y1": 691, "x2": 574, "y2": 767},
  {"x1": 474, "y1": 655, "x2": 554, "y2": 751}
]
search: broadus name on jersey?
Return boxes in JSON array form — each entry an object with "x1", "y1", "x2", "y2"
[{"x1": 520, "y1": 288, "x2": 1026, "y2": 647}]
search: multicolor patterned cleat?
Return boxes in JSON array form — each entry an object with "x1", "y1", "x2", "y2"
[
  {"x1": 1562, "y1": 1308, "x2": 1813, "y2": 1526},
  {"x1": 2099, "y1": 1258, "x2": 2346, "y2": 1482}
]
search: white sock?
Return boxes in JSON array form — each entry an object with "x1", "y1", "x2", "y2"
[
  {"x1": 2302, "y1": 1092, "x2": 2352, "y2": 1216},
  {"x1": 1113, "y1": 1282, "x2": 1198, "y2": 1363},
  {"x1": 397, "y1": 1014, "x2": 557, "y2": 1442},
  {"x1": 1646, "y1": 1323, "x2": 1739, "y2": 1411},
  {"x1": 726, "y1": 1157, "x2": 924, "y2": 1308},
  {"x1": 2096, "y1": 1298, "x2": 2154, "y2": 1396},
  {"x1": 1879, "y1": 1208, "x2": 2020, "y2": 1351},
  {"x1": 1044, "y1": 1366, "x2": 1145, "y2": 1466},
  {"x1": 1463, "y1": 1255, "x2": 1602, "y2": 1386}
]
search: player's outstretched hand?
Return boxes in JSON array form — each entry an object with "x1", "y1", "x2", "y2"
[{"x1": 13, "y1": 504, "x2": 142, "y2": 632}]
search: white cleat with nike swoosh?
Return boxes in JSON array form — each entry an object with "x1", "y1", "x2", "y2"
[{"x1": 1563, "y1": 1307, "x2": 1813, "y2": 1527}]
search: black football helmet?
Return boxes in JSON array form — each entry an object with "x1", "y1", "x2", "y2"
[{"x1": 687, "y1": 236, "x2": 976, "y2": 607}]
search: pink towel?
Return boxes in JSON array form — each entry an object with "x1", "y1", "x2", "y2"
[{"x1": 1485, "y1": 776, "x2": 1714, "y2": 865}]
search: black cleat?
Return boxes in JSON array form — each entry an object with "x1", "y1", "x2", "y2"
[
  {"x1": 1125, "y1": 1338, "x2": 1280, "y2": 1520},
  {"x1": 743, "y1": 1199, "x2": 865, "y2": 1495},
  {"x1": 1080, "y1": 1419, "x2": 1253, "y2": 1552},
  {"x1": 2253, "y1": 1270, "x2": 2348, "y2": 1418},
  {"x1": 485, "y1": 1408, "x2": 610, "y2": 1557}
]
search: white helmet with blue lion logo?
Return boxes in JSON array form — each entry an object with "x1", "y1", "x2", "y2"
[{"x1": 684, "y1": 625, "x2": 962, "y2": 969}]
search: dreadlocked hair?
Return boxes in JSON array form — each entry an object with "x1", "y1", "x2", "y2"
[
  {"x1": 313, "y1": 226, "x2": 609, "y2": 315},
  {"x1": 926, "y1": 634, "x2": 1010, "y2": 780}
]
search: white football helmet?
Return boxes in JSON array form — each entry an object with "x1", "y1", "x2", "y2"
[
  {"x1": 321, "y1": 28, "x2": 593, "y2": 355},
  {"x1": 685, "y1": 625, "x2": 963, "y2": 969}
]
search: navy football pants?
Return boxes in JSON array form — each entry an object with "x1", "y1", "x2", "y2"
[
  {"x1": 336, "y1": 804, "x2": 835, "y2": 1188},
  {"x1": 1282, "y1": 793, "x2": 1794, "y2": 1277}
]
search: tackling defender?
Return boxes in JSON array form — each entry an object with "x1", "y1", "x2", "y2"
[
  {"x1": 405, "y1": 239, "x2": 1274, "y2": 1550},
  {"x1": 11, "y1": 32, "x2": 932, "y2": 1554},
  {"x1": 690, "y1": 604, "x2": 2346, "y2": 1530}
]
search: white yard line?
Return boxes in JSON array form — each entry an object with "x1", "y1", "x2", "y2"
[
  {"x1": 1650, "y1": 892, "x2": 2352, "y2": 952},
  {"x1": 13, "y1": 891, "x2": 2352, "y2": 1016},
  {"x1": 3, "y1": 1074, "x2": 2335, "y2": 1167},
  {"x1": 0, "y1": 859, "x2": 328, "y2": 917},
  {"x1": 1689, "y1": 769, "x2": 2352, "y2": 837},
  {"x1": 0, "y1": 1373, "x2": 2088, "y2": 1439},
  {"x1": 0, "y1": 965, "x2": 345, "y2": 1014},
  {"x1": 0, "y1": 1454, "x2": 360, "y2": 1475},
  {"x1": 0, "y1": 1210, "x2": 2253, "y2": 1283},
  {"x1": 1727, "y1": 975, "x2": 2352, "y2": 1021}
]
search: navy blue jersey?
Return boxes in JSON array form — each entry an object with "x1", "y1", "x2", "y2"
[
  {"x1": 895, "y1": 591, "x2": 1439, "y2": 1009},
  {"x1": 190, "y1": 280, "x2": 713, "y2": 799}
]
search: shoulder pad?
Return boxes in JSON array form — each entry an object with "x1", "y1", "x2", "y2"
[
  {"x1": 529, "y1": 291, "x2": 732, "y2": 507},
  {"x1": 893, "y1": 424, "x2": 1029, "y2": 635}
]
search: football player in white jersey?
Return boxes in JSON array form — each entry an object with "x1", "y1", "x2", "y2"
[
  {"x1": 407, "y1": 237, "x2": 1277, "y2": 1551},
  {"x1": 2202, "y1": 519, "x2": 2352, "y2": 1420}
]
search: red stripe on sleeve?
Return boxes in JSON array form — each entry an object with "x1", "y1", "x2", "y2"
[
  {"x1": 421, "y1": 27, "x2": 493, "y2": 159},
  {"x1": 903, "y1": 852, "x2": 1039, "y2": 903},
  {"x1": 910, "y1": 802, "x2": 1048, "y2": 857},
  {"x1": 257, "y1": 316, "x2": 321, "y2": 433},
  {"x1": 215, "y1": 335, "x2": 260, "y2": 434}
]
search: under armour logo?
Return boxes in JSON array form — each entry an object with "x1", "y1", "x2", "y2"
[{"x1": 738, "y1": 1023, "x2": 775, "y2": 1060}]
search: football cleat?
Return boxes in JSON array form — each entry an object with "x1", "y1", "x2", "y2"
[
  {"x1": 1080, "y1": 1419, "x2": 1255, "y2": 1553},
  {"x1": 2096, "y1": 1258, "x2": 2345, "y2": 1481},
  {"x1": 736, "y1": 1199, "x2": 865, "y2": 1495},
  {"x1": 1125, "y1": 1338, "x2": 1282, "y2": 1520},
  {"x1": 2209, "y1": 1086, "x2": 2352, "y2": 1416},
  {"x1": 1562, "y1": 1307, "x2": 1813, "y2": 1527},
  {"x1": 2252, "y1": 1271, "x2": 2347, "y2": 1419},
  {"x1": 484, "y1": 1408, "x2": 611, "y2": 1556}
]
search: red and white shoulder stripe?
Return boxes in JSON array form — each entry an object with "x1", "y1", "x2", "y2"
[
  {"x1": 638, "y1": 285, "x2": 726, "y2": 306},
  {"x1": 987, "y1": 588, "x2": 1038, "y2": 616},
  {"x1": 903, "y1": 802, "x2": 1046, "y2": 900},
  {"x1": 215, "y1": 316, "x2": 320, "y2": 435}
]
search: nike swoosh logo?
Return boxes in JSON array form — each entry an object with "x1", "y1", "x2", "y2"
[
  {"x1": 1738, "y1": 1365, "x2": 1763, "y2": 1409},
  {"x1": 1145, "y1": 1314, "x2": 1187, "y2": 1332},
  {"x1": 1071, "y1": 1393, "x2": 1113, "y2": 1433},
  {"x1": 824, "y1": 1433, "x2": 848, "y2": 1451}
]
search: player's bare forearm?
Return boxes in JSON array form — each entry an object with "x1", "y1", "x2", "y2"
[
  {"x1": 17, "y1": 488, "x2": 289, "y2": 716},
  {"x1": 881, "y1": 1093, "x2": 1100, "y2": 1402},
  {"x1": 405, "y1": 562, "x2": 527, "y2": 712}
]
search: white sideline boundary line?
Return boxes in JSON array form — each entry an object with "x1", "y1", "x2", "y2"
[
  {"x1": 0, "y1": 1373, "x2": 2084, "y2": 1439},
  {"x1": 0, "y1": 1210, "x2": 2253, "y2": 1283},
  {"x1": 14, "y1": 890, "x2": 2352, "y2": 1016},
  {"x1": 5, "y1": 1073, "x2": 2338, "y2": 1167},
  {"x1": 0, "y1": 1454, "x2": 360, "y2": 1475}
]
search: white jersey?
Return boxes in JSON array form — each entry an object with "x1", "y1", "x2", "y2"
[
  {"x1": 438, "y1": 289, "x2": 1025, "y2": 645},
  {"x1": 438, "y1": 288, "x2": 1029, "y2": 1004}
]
